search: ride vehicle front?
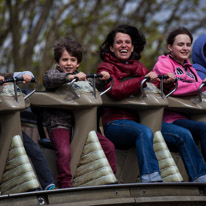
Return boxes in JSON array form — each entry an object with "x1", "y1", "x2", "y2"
[{"x1": 0, "y1": 78, "x2": 40, "y2": 196}]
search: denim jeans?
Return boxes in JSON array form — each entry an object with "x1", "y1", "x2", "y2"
[
  {"x1": 161, "y1": 122, "x2": 206, "y2": 182},
  {"x1": 23, "y1": 131, "x2": 55, "y2": 190},
  {"x1": 104, "y1": 119, "x2": 162, "y2": 183},
  {"x1": 173, "y1": 119, "x2": 206, "y2": 161}
]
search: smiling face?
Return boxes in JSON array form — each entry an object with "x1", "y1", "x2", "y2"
[
  {"x1": 56, "y1": 50, "x2": 80, "y2": 73},
  {"x1": 110, "y1": 32, "x2": 134, "y2": 61},
  {"x1": 168, "y1": 34, "x2": 192, "y2": 64}
]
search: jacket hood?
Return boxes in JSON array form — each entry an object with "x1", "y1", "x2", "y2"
[
  {"x1": 158, "y1": 54, "x2": 192, "y2": 67},
  {"x1": 192, "y1": 34, "x2": 206, "y2": 68}
]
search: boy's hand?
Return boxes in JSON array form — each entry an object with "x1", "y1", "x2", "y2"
[
  {"x1": 100, "y1": 71, "x2": 110, "y2": 80},
  {"x1": 68, "y1": 72, "x2": 87, "y2": 81},
  {"x1": 0, "y1": 76, "x2": 5, "y2": 81},
  {"x1": 76, "y1": 72, "x2": 87, "y2": 81},
  {"x1": 22, "y1": 74, "x2": 33, "y2": 84}
]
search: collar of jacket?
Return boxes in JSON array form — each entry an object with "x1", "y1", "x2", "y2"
[
  {"x1": 103, "y1": 53, "x2": 142, "y2": 75},
  {"x1": 168, "y1": 54, "x2": 192, "y2": 67}
]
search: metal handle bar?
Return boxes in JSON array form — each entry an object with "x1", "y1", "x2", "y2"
[
  {"x1": 23, "y1": 78, "x2": 38, "y2": 100},
  {"x1": 140, "y1": 76, "x2": 165, "y2": 98},
  {"x1": 87, "y1": 74, "x2": 102, "y2": 98},
  {"x1": 140, "y1": 75, "x2": 178, "y2": 98},
  {"x1": 158, "y1": 75, "x2": 168, "y2": 98},
  {"x1": 68, "y1": 74, "x2": 112, "y2": 98},
  {"x1": 100, "y1": 76, "x2": 113, "y2": 96},
  {"x1": 0, "y1": 77, "x2": 38, "y2": 102},
  {"x1": 86, "y1": 74, "x2": 103, "y2": 79},
  {"x1": 140, "y1": 77, "x2": 150, "y2": 98},
  {"x1": 158, "y1": 75, "x2": 178, "y2": 98},
  {"x1": 165, "y1": 79, "x2": 178, "y2": 98},
  {"x1": 197, "y1": 82, "x2": 206, "y2": 102}
]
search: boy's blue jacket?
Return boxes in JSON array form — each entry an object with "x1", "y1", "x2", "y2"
[{"x1": 192, "y1": 34, "x2": 206, "y2": 80}]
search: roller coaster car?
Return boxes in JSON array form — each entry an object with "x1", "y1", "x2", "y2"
[
  {"x1": 1, "y1": 76, "x2": 206, "y2": 206},
  {"x1": 0, "y1": 78, "x2": 39, "y2": 194},
  {"x1": 167, "y1": 82, "x2": 206, "y2": 121},
  {"x1": 100, "y1": 76, "x2": 172, "y2": 183},
  {"x1": 166, "y1": 82, "x2": 206, "y2": 177},
  {"x1": 29, "y1": 74, "x2": 116, "y2": 187}
]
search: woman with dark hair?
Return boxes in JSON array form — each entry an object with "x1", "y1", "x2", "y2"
[
  {"x1": 153, "y1": 27, "x2": 206, "y2": 182},
  {"x1": 97, "y1": 24, "x2": 162, "y2": 183},
  {"x1": 99, "y1": 24, "x2": 146, "y2": 61}
]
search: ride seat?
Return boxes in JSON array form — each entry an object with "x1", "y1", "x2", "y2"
[{"x1": 31, "y1": 106, "x2": 74, "y2": 150}]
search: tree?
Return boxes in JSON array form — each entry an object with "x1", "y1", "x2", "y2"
[{"x1": 0, "y1": 0, "x2": 206, "y2": 87}]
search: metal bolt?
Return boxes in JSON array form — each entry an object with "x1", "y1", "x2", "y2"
[{"x1": 38, "y1": 197, "x2": 45, "y2": 205}]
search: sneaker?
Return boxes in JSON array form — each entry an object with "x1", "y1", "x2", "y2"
[{"x1": 47, "y1": 185, "x2": 56, "y2": 190}]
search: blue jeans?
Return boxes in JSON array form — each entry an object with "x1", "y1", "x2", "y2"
[
  {"x1": 162, "y1": 122, "x2": 206, "y2": 182},
  {"x1": 23, "y1": 131, "x2": 55, "y2": 190},
  {"x1": 173, "y1": 119, "x2": 206, "y2": 161},
  {"x1": 104, "y1": 119, "x2": 162, "y2": 183}
]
